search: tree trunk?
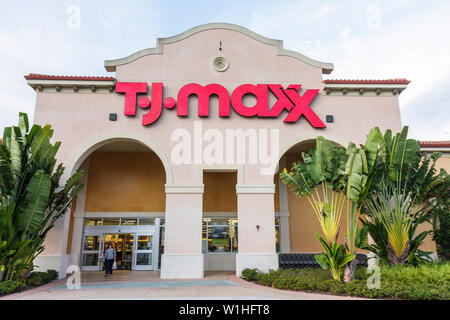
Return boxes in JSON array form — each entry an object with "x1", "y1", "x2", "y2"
[
  {"x1": 343, "y1": 258, "x2": 358, "y2": 283},
  {"x1": 387, "y1": 240, "x2": 409, "y2": 266}
]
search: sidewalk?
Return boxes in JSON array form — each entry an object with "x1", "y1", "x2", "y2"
[{"x1": 1, "y1": 271, "x2": 365, "y2": 300}]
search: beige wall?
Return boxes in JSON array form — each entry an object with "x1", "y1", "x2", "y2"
[
  {"x1": 203, "y1": 172, "x2": 237, "y2": 212},
  {"x1": 85, "y1": 151, "x2": 166, "y2": 212},
  {"x1": 418, "y1": 153, "x2": 450, "y2": 253},
  {"x1": 30, "y1": 25, "x2": 404, "y2": 270}
]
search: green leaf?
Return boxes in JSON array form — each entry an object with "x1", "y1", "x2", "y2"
[
  {"x1": 10, "y1": 128, "x2": 22, "y2": 176},
  {"x1": 314, "y1": 253, "x2": 329, "y2": 270},
  {"x1": 28, "y1": 124, "x2": 53, "y2": 164},
  {"x1": 15, "y1": 170, "x2": 52, "y2": 236},
  {"x1": 364, "y1": 127, "x2": 382, "y2": 171},
  {"x1": 18, "y1": 112, "x2": 29, "y2": 136},
  {"x1": 388, "y1": 126, "x2": 420, "y2": 181},
  {"x1": 314, "y1": 232, "x2": 332, "y2": 257}
]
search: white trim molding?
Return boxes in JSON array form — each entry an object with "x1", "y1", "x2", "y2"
[
  {"x1": 104, "y1": 23, "x2": 333, "y2": 74},
  {"x1": 236, "y1": 184, "x2": 275, "y2": 194},
  {"x1": 165, "y1": 184, "x2": 204, "y2": 194}
]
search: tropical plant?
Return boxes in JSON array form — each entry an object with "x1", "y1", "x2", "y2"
[
  {"x1": 280, "y1": 135, "x2": 376, "y2": 282},
  {"x1": 426, "y1": 177, "x2": 450, "y2": 261},
  {"x1": 314, "y1": 232, "x2": 355, "y2": 281},
  {"x1": 361, "y1": 126, "x2": 448, "y2": 266},
  {"x1": 280, "y1": 136, "x2": 347, "y2": 246},
  {"x1": 361, "y1": 215, "x2": 433, "y2": 266},
  {"x1": 281, "y1": 129, "x2": 384, "y2": 282},
  {"x1": 0, "y1": 113, "x2": 83, "y2": 280},
  {"x1": 342, "y1": 128, "x2": 384, "y2": 282},
  {"x1": 365, "y1": 182, "x2": 418, "y2": 265}
]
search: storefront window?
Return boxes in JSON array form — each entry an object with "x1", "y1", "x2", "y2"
[
  {"x1": 138, "y1": 218, "x2": 155, "y2": 225},
  {"x1": 158, "y1": 219, "x2": 165, "y2": 269},
  {"x1": 202, "y1": 218, "x2": 238, "y2": 253},
  {"x1": 136, "y1": 253, "x2": 152, "y2": 265},
  {"x1": 83, "y1": 235, "x2": 100, "y2": 250},
  {"x1": 137, "y1": 235, "x2": 152, "y2": 250},
  {"x1": 103, "y1": 218, "x2": 120, "y2": 226},
  {"x1": 85, "y1": 218, "x2": 102, "y2": 226},
  {"x1": 121, "y1": 219, "x2": 137, "y2": 225},
  {"x1": 275, "y1": 218, "x2": 280, "y2": 253},
  {"x1": 82, "y1": 253, "x2": 98, "y2": 266}
]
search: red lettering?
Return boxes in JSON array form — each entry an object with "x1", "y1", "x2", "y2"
[
  {"x1": 177, "y1": 83, "x2": 230, "y2": 117},
  {"x1": 116, "y1": 82, "x2": 326, "y2": 128},
  {"x1": 262, "y1": 84, "x2": 295, "y2": 117},
  {"x1": 115, "y1": 82, "x2": 147, "y2": 116},
  {"x1": 142, "y1": 83, "x2": 163, "y2": 126},
  {"x1": 231, "y1": 84, "x2": 268, "y2": 117},
  {"x1": 282, "y1": 88, "x2": 325, "y2": 127}
]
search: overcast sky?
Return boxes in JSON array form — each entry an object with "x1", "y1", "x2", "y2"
[{"x1": 0, "y1": 0, "x2": 449, "y2": 140}]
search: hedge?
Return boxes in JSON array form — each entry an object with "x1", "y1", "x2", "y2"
[
  {"x1": 241, "y1": 263, "x2": 450, "y2": 300},
  {"x1": 0, "y1": 269, "x2": 58, "y2": 296}
]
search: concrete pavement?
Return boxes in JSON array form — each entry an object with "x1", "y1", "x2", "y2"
[{"x1": 1, "y1": 271, "x2": 365, "y2": 300}]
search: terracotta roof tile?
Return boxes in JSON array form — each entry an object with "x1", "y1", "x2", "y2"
[
  {"x1": 420, "y1": 141, "x2": 450, "y2": 148},
  {"x1": 323, "y1": 79, "x2": 410, "y2": 84},
  {"x1": 24, "y1": 73, "x2": 116, "y2": 81}
]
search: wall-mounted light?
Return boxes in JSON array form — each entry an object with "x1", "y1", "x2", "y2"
[
  {"x1": 326, "y1": 115, "x2": 334, "y2": 123},
  {"x1": 256, "y1": 225, "x2": 260, "y2": 231}
]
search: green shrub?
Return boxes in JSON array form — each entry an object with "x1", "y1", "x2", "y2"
[
  {"x1": 241, "y1": 268, "x2": 259, "y2": 281},
  {"x1": 25, "y1": 276, "x2": 44, "y2": 287},
  {"x1": 0, "y1": 280, "x2": 26, "y2": 295},
  {"x1": 46, "y1": 269, "x2": 58, "y2": 281},
  {"x1": 25, "y1": 269, "x2": 59, "y2": 287},
  {"x1": 243, "y1": 264, "x2": 450, "y2": 300}
]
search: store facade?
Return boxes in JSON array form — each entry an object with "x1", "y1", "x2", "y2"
[{"x1": 26, "y1": 23, "x2": 412, "y2": 279}]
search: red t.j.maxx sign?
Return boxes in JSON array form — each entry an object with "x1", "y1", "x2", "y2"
[{"x1": 116, "y1": 82, "x2": 326, "y2": 128}]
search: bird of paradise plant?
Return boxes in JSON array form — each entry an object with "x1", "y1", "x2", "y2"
[
  {"x1": 365, "y1": 182, "x2": 418, "y2": 265},
  {"x1": 281, "y1": 137, "x2": 353, "y2": 280},
  {"x1": 281, "y1": 129, "x2": 383, "y2": 282}
]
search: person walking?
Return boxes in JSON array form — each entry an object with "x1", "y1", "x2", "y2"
[{"x1": 104, "y1": 243, "x2": 116, "y2": 277}]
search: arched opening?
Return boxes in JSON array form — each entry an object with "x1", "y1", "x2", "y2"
[{"x1": 66, "y1": 139, "x2": 168, "y2": 272}]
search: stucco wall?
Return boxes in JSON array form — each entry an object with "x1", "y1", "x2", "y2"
[
  {"x1": 30, "y1": 25, "x2": 403, "y2": 263},
  {"x1": 203, "y1": 172, "x2": 237, "y2": 212},
  {"x1": 85, "y1": 151, "x2": 166, "y2": 212},
  {"x1": 417, "y1": 154, "x2": 450, "y2": 253}
]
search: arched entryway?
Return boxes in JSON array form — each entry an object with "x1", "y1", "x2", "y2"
[{"x1": 65, "y1": 138, "x2": 169, "y2": 272}]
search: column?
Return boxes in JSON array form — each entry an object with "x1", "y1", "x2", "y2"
[
  {"x1": 278, "y1": 173, "x2": 291, "y2": 253},
  {"x1": 161, "y1": 184, "x2": 204, "y2": 279},
  {"x1": 68, "y1": 161, "x2": 90, "y2": 268},
  {"x1": 235, "y1": 184, "x2": 279, "y2": 277}
]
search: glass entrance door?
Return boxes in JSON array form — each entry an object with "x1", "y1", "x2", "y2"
[
  {"x1": 133, "y1": 234, "x2": 153, "y2": 270},
  {"x1": 103, "y1": 233, "x2": 134, "y2": 270},
  {"x1": 82, "y1": 233, "x2": 102, "y2": 271},
  {"x1": 81, "y1": 218, "x2": 160, "y2": 271}
]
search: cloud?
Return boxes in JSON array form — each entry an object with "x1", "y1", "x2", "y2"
[
  {"x1": 248, "y1": 0, "x2": 450, "y2": 140},
  {"x1": 0, "y1": 0, "x2": 448, "y2": 141}
]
